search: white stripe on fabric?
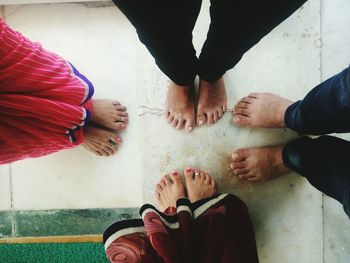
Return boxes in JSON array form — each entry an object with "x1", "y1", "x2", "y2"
[
  {"x1": 141, "y1": 208, "x2": 181, "y2": 230},
  {"x1": 193, "y1": 194, "x2": 228, "y2": 219},
  {"x1": 177, "y1": 205, "x2": 192, "y2": 216},
  {"x1": 104, "y1": 226, "x2": 145, "y2": 251}
]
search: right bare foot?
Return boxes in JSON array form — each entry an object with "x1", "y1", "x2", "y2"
[
  {"x1": 91, "y1": 99, "x2": 128, "y2": 131},
  {"x1": 184, "y1": 168, "x2": 216, "y2": 203},
  {"x1": 165, "y1": 81, "x2": 195, "y2": 132},
  {"x1": 82, "y1": 125, "x2": 122, "y2": 156},
  {"x1": 232, "y1": 93, "x2": 292, "y2": 128},
  {"x1": 155, "y1": 171, "x2": 186, "y2": 212}
]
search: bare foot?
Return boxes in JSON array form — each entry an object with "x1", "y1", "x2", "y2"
[
  {"x1": 155, "y1": 171, "x2": 186, "y2": 212},
  {"x1": 232, "y1": 93, "x2": 292, "y2": 128},
  {"x1": 82, "y1": 125, "x2": 122, "y2": 156},
  {"x1": 165, "y1": 81, "x2": 195, "y2": 132},
  {"x1": 230, "y1": 146, "x2": 290, "y2": 182},
  {"x1": 91, "y1": 99, "x2": 128, "y2": 131},
  {"x1": 197, "y1": 77, "x2": 227, "y2": 126},
  {"x1": 184, "y1": 168, "x2": 216, "y2": 203}
]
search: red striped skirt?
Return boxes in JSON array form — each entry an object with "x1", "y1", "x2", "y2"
[{"x1": 0, "y1": 18, "x2": 94, "y2": 164}]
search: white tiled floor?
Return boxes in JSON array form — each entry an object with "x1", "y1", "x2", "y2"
[
  {"x1": 1, "y1": 0, "x2": 350, "y2": 262},
  {"x1": 0, "y1": 165, "x2": 11, "y2": 211}
]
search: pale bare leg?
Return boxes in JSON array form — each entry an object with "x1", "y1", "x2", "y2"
[
  {"x1": 232, "y1": 93, "x2": 292, "y2": 128},
  {"x1": 91, "y1": 99, "x2": 128, "y2": 131},
  {"x1": 165, "y1": 81, "x2": 195, "y2": 132},
  {"x1": 82, "y1": 125, "x2": 122, "y2": 156},
  {"x1": 184, "y1": 167, "x2": 216, "y2": 203},
  {"x1": 230, "y1": 146, "x2": 290, "y2": 182},
  {"x1": 155, "y1": 171, "x2": 186, "y2": 212},
  {"x1": 197, "y1": 77, "x2": 227, "y2": 126}
]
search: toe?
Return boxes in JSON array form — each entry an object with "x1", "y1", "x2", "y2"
[
  {"x1": 167, "y1": 114, "x2": 174, "y2": 123},
  {"x1": 170, "y1": 171, "x2": 182, "y2": 185},
  {"x1": 248, "y1": 93, "x2": 259, "y2": 99},
  {"x1": 207, "y1": 113, "x2": 214, "y2": 125},
  {"x1": 176, "y1": 118, "x2": 185, "y2": 130},
  {"x1": 238, "y1": 173, "x2": 254, "y2": 180},
  {"x1": 241, "y1": 96, "x2": 254, "y2": 104},
  {"x1": 185, "y1": 119, "x2": 194, "y2": 132},
  {"x1": 155, "y1": 189, "x2": 161, "y2": 200},
  {"x1": 156, "y1": 184, "x2": 163, "y2": 192},
  {"x1": 232, "y1": 115, "x2": 251, "y2": 126},
  {"x1": 194, "y1": 169, "x2": 201, "y2": 179},
  {"x1": 117, "y1": 110, "x2": 128, "y2": 117},
  {"x1": 212, "y1": 111, "x2": 219, "y2": 123},
  {"x1": 184, "y1": 167, "x2": 194, "y2": 180},
  {"x1": 163, "y1": 175, "x2": 172, "y2": 185},
  {"x1": 233, "y1": 107, "x2": 249, "y2": 116},
  {"x1": 232, "y1": 150, "x2": 250, "y2": 162},
  {"x1": 160, "y1": 178, "x2": 166, "y2": 188},
  {"x1": 115, "y1": 122, "x2": 127, "y2": 130},
  {"x1": 116, "y1": 115, "x2": 128, "y2": 123},
  {"x1": 171, "y1": 118, "x2": 179, "y2": 128},
  {"x1": 115, "y1": 105, "x2": 127, "y2": 111},
  {"x1": 235, "y1": 101, "x2": 249, "y2": 109},
  {"x1": 233, "y1": 168, "x2": 250, "y2": 175},
  {"x1": 196, "y1": 109, "x2": 206, "y2": 126}
]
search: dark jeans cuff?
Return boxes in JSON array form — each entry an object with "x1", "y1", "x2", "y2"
[
  {"x1": 284, "y1": 100, "x2": 302, "y2": 134},
  {"x1": 281, "y1": 136, "x2": 309, "y2": 176}
]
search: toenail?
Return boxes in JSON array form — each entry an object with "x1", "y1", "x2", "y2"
[
  {"x1": 195, "y1": 171, "x2": 199, "y2": 176},
  {"x1": 121, "y1": 124, "x2": 126, "y2": 128},
  {"x1": 198, "y1": 120, "x2": 204, "y2": 125},
  {"x1": 186, "y1": 168, "x2": 191, "y2": 172},
  {"x1": 172, "y1": 171, "x2": 178, "y2": 176},
  {"x1": 187, "y1": 126, "x2": 193, "y2": 132},
  {"x1": 232, "y1": 153, "x2": 238, "y2": 159},
  {"x1": 230, "y1": 163, "x2": 234, "y2": 169},
  {"x1": 117, "y1": 137, "x2": 122, "y2": 142}
]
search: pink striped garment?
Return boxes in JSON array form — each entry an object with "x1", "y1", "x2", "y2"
[{"x1": 0, "y1": 17, "x2": 94, "y2": 164}]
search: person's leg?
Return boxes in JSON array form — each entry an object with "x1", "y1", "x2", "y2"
[
  {"x1": 112, "y1": 0, "x2": 202, "y2": 131},
  {"x1": 283, "y1": 136, "x2": 350, "y2": 218},
  {"x1": 197, "y1": 0, "x2": 306, "y2": 126},
  {"x1": 233, "y1": 66, "x2": 350, "y2": 135},
  {"x1": 230, "y1": 135, "x2": 350, "y2": 218},
  {"x1": 0, "y1": 19, "x2": 126, "y2": 159}
]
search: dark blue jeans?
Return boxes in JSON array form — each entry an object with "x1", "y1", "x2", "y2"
[{"x1": 283, "y1": 66, "x2": 350, "y2": 218}]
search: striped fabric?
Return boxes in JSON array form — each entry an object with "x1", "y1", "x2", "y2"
[{"x1": 0, "y1": 18, "x2": 94, "y2": 165}]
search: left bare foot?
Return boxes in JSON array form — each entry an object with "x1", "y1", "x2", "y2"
[
  {"x1": 230, "y1": 146, "x2": 290, "y2": 182},
  {"x1": 197, "y1": 77, "x2": 227, "y2": 126},
  {"x1": 91, "y1": 99, "x2": 128, "y2": 131},
  {"x1": 155, "y1": 171, "x2": 186, "y2": 212}
]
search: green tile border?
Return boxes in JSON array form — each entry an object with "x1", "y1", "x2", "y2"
[{"x1": 0, "y1": 208, "x2": 139, "y2": 239}]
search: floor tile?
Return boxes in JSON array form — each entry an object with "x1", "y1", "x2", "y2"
[
  {"x1": 6, "y1": 3, "x2": 143, "y2": 210},
  {"x1": 0, "y1": 166, "x2": 11, "y2": 211}
]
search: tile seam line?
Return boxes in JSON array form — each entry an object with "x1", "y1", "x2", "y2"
[
  {"x1": 319, "y1": 0, "x2": 325, "y2": 262},
  {"x1": 9, "y1": 164, "x2": 16, "y2": 237}
]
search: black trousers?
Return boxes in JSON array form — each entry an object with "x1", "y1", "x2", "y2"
[
  {"x1": 112, "y1": 0, "x2": 306, "y2": 85},
  {"x1": 283, "y1": 66, "x2": 350, "y2": 218}
]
